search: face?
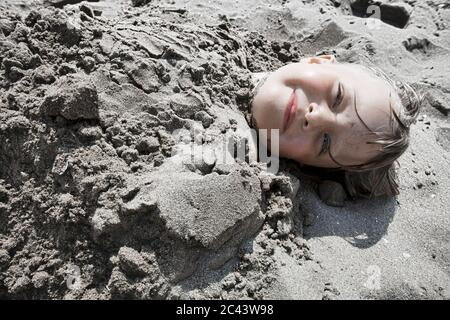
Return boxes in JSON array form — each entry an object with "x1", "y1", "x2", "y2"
[{"x1": 251, "y1": 55, "x2": 397, "y2": 168}]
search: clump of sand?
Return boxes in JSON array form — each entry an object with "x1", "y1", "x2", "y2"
[{"x1": 0, "y1": 1, "x2": 310, "y2": 299}]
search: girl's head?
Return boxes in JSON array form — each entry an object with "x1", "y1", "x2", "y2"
[{"x1": 250, "y1": 55, "x2": 421, "y2": 198}]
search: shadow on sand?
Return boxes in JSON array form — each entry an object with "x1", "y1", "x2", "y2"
[{"x1": 299, "y1": 181, "x2": 397, "y2": 249}]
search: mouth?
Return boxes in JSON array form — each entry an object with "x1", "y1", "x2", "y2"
[{"x1": 282, "y1": 89, "x2": 297, "y2": 133}]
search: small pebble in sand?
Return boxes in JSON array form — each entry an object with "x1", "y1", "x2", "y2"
[
  {"x1": 153, "y1": 154, "x2": 164, "y2": 167},
  {"x1": 33, "y1": 65, "x2": 56, "y2": 84},
  {"x1": 81, "y1": 56, "x2": 96, "y2": 72},
  {"x1": 318, "y1": 180, "x2": 347, "y2": 207},
  {"x1": 58, "y1": 63, "x2": 77, "y2": 76},
  {"x1": 136, "y1": 136, "x2": 160, "y2": 155}
]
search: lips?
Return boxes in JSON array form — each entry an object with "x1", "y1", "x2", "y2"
[{"x1": 282, "y1": 90, "x2": 297, "y2": 132}]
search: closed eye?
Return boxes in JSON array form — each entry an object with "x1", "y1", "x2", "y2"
[
  {"x1": 318, "y1": 82, "x2": 344, "y2": 157},
  {"x1": 319, "y1": 133, "x2": 331, "y2": 156}
]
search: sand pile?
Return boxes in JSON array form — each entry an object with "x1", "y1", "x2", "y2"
[{"x1": 0, "y1": 1, "x2": 313, "y2": 299}]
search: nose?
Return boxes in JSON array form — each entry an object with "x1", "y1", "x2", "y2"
[{"x1": 303, "y1": 102, "x2": 334, "y2": 131}]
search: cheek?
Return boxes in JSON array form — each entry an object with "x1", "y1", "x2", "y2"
[
  {"x1": 252, "y1": 80, "x2": 292, "y2": 128},
  {"x1": 253, "y1": 81, "x2": 279, "y2": 114},
  {"x1": 279, "y1": 136, "x2": 314, "y2": 162},
  {"x1": 261, "y1": 84, "x2": 281, "y2": 107}
]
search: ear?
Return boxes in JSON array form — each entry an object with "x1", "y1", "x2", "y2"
[{"x1": 304, "y1": 55, "x2": 337, "y2": 65}]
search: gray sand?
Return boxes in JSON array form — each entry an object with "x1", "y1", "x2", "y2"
[{"x1": 0, "y1": 0, "x2": 449, "y2": 299}]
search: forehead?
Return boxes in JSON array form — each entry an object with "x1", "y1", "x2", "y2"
[{"x1": 336, "y1": 63, "x2": 393, "y2": 132}]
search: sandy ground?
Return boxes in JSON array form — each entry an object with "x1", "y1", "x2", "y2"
[{"x1": 0, "y1": 0, "x2": 449, "y2": 299}]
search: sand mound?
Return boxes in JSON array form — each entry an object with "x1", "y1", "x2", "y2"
[{"x1": 0, "y1": 2, "x2": 308, "y2": 299}]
